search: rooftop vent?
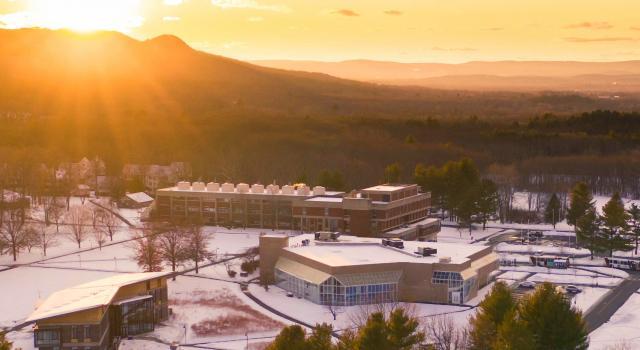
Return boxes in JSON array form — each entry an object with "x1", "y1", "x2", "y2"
[
  {"x1": 312, "y1": 186, "x2": 326, "y2": 196},
  {"x1": 192, "y1": 182, "x2": 206, "y2": 191},
  {"x1": 177, "y1": 181, "x2": 190, "y2": 191},
  {"x1": 221, "y1": 182, "x2": 234, "y2": 192},
  {"x1": 206, "y1": 182, "x2": 220, "y2": 192},
  {"x1": 415, "y1": 246, "x2": 438, "y2": 257}
]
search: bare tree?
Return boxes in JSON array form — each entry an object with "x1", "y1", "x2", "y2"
[
  {"x1": 0, "y1": 209, "x2": 27, "y2": 261},
  {"x1": 45, "y1": 198, "x2": 65, "y2": 233},
  {"x1": 22, "y1": 225, "x2": 40, "y2": 253},
  {"x1": 65, "y1": 205, "x2": 90, "y2": 249},
  {"x1": 97, "y1": 203, "x2": 118, "y2": 241},
  {"x1": 36, "y1": 222, "x2": 57, "y2": 256},
  {"x1": 325, "y1": 301, "x2": 343, "y2": 321},
  {"x1": 158, "y1": 226, "x2": 187, "y2": 279},
  {"x1": 184, "y1": 222, "x2": 211, "y2": 274},
  {"x1": 423, "y1": 314, "x2": 468, "y2": 350},
  {"x1": 92, "y1": 225, "x2": 107, "y2": 250},
  {"x1": 132, "y1": 229, "x2": 163, "y2": 272}
]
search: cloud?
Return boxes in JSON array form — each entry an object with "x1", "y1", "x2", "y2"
[
  {"x1": 332, "y1": 9, "x2": 359, "y2": 17},
  {"x1": 164, "y1": 0, "x2": 183, "y2": 5},
  {"x1": 565, "y1": 21, "x2": 613, "y2": 30},
  {"x1": 631, "y1": 26, "x2": 640, "y2": 31},
  {"x1": 431, "y1": 46, "x2": 477, "y2": 52},
  {"x1": 383, "y1": 10, "x2": 402, "y2": 16},
  {"x1": 211, "y1": 0, "x2": 291, "y2": 13},
  {"x1": 485, "y1": 27, "x2": 503, "y2": 31},
  {"x1": 247, "y1": 16, "x2": 264, "y2": 22},
  {"x1": 163, "y1": 16, "x2": 181, "y2": 21},
  {"x1": 564, "y1": 36, "x2": 634, "y2": 43}
]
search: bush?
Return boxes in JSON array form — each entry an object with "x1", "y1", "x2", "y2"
[{"x1": 241, "y1": 260, "x2": 260, "y2": 273}]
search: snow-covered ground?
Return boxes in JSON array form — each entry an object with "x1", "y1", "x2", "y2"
[
  {"x1": 589, "y1": 291, "x2": 640, "y2": 350},
  {"x1": 495, "y1": 242, "x2": 589, "y2": 256},
  {"x1": 437, "y1": 226, "x2": 504, "y2": 243}
]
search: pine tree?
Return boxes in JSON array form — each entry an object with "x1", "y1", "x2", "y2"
[
  {"x1": 544, "y1": 193, "x2": 562, "y2": 229},
  {"x1": 627, "y1": 204, "x2": 640, "y2": 255},
  {"x1": 468, "y1": 282, "x2": 516, "y2": 350},
  {"x1": 357, "y1": 312, "x2": 390, "y2": 350},
  {"x1": 267, "y1": 325, "x2": 307, "y2": 350},
  {"x1": 575, "y1": 207, "x2": 603, "y2": 259},
  {"x1": 477, "y1": 179, "x2": 499, "y2": 230},
  {"x1": 566, "y1": 182, "x2": 593, "y2": 226},
  {"x1": 335, "y1": 329, "x2": 358, "y2": 350},
  {"x1": 494, "y1": 309, "x2": 535, "y2": 350},
  {"x1": 306, "y1": 323, "x2": 335, "y2": 350},
  {"x1": 0, "y1": 332, "x2": 12, "y2": 350},
  {"x1": 387, "y1": 308, "x2": 425, "y2": 350},
  {"x1": 600, "y1": 193, "x2": 632, "y2": 257},
  {"x1": 518, "y1": 283, "x2": 588, "y2": 350}
]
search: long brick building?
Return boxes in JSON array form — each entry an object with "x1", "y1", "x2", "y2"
[{"x1": 154, "y1": 182, "x2": 439, "y2": 239}]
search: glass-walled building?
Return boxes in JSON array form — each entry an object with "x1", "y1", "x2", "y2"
[
  {"x1": 261, "y1": 234, "x2": 498, "y2": 306},
  {"x1": 28, "y1": 273, "x2": 170, "y2": 350}
]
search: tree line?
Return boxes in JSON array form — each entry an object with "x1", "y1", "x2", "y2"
[{"x1": 567, "y1": 182, "x2": 640, "y2": 258}]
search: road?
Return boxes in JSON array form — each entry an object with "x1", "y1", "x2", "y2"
[{"x1": 583, "y1": 272, "x2": 640, "y2": 332}]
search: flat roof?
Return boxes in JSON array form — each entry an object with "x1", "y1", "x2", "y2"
[
  {"x1": 361, "y1": 184, "x2": 413, "y2": 192},
  {"x1": 26, "y1": 272, "x2": 170, "y2": 323},
  {"x1": 304, "y1": 197, "x2": 344, "y2": 203},
  {"x1": 285, "y1": 234, "x2": 485, "y2": 267},
  {"x1": 157, "y1": 187, "x2": 344, "y2": 197}
]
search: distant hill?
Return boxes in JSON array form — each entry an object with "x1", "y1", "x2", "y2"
[
  {"x1": 253, "y1": 59, "x2": 640, "y2": 92},
  {"x1": 0, "y1": 28, "x2": 639, "y2": 122}
]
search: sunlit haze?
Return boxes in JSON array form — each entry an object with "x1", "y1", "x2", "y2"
[{"x1": 0, "y1": 0, "x2": 639, "y2": 62}]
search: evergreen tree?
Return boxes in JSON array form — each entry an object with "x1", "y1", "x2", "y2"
[
  {"x1": 357, "y1": 312, "x2": 390, "y2": 350},
  {"x1": 384, "y1": 163, "x2": 402, "y2": 183},
  {"x1": 387, "y1": 308, "x2": 425, "y2": 350},
  {"x1": 518, "y1": 283, "x2": 588, "y2": 350},
  {"x1": 600, "y1": 193, "x2": 632, "y2": 257},
  {"x1": 267, "y1": 325, "x2": 307, "y2": 350},
  {"x1": 544, "y1": 193, "x2": 562, "y2": 229},
  {"x1": 318, "y1": 170, "x2": 345, "y2": 191},
  {"x1": 468, "y1": 282, "x2": 516, "y2": 350},
  {"x1": 575, "y1": 207, "x2": 603, "y2": 259},
  {"x1": 336, "y1": 329, "x2": 358, "y2": 350},
  {"x1": 627, "y1": 204, "x2": 640, "y2": 255},
  {"x1": 566, "y1": 182, "x2": 593, "y2": 226},
  {"x1": 477, "y1": 179, "x2": 499, "y2": 230},
  {"x1": 306, "y1": 323, "x2": 335, "y2": 350},
  {"x1": 414, "y1": 164, "x2": 446, "y2": 219},
  {"x1": 494, "y1": 309, "x2": 535, "y2": 350},
  {"x1": 0, "y1": 332, "x2": 12, "y2": 350}
]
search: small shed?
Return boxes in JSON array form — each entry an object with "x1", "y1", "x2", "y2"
[{"x1": 122, "y1": 192, "x2": 154, "y2": 208}]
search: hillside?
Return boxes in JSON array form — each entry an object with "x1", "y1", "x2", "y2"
[
  {"x1": 253, "y1": 59, "x2": 640, "y2": 92},
  {"x1": 0, "y1": 28, "x2": 638, "y2": 120}
]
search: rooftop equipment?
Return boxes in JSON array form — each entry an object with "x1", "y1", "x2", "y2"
[
  {"x1": 206, "y1": 182, "x2": 220, "y2": 192},
  {"x1": 315, "y1": 231, "x2": 340, "y2": 241},
  {"x1": 312, "y1": 186, "x2": 326, "y2": 196},
  {"x1": 415, "y1": 246, "x2": 438, "y2": 257},
  {"x1": 192, "y1": 182, "x2": 206, "y2": 191},
  {"x1": 382, "y1": 238, "x2": 404, "y2": 249},
  {"x1": 177, "y1": 181, "x2": 190, "y2": 191},
  {"x1": 221, "y1": 182, "x2": 235, "y2": 192},
  {"x1": 237, "y1": 183, "x2": 250, "y2": 193},
  {"x1": 251, "y1": 184, "x2": 265, "y2": 194}
]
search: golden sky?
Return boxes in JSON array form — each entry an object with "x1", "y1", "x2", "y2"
[{"x1": 1, "y1": 0, "x2": 639, "y2": 63}]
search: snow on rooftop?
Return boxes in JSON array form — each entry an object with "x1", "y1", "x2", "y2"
[
  {"x1": 304, "y1": 197, "x2": 344, "y2": 203},
  {"x1": 361, "y1": 184, "x2": 412, "y2": 192},
  {"x1": 285, "y1": 234, "x2": 485, "y2": 267},
  {"x1": 126, "y1": 192, "x2": 154, "y2": 203},
  {"x1": 26, "y1": 272, "x2": 170, "y2": 323}
]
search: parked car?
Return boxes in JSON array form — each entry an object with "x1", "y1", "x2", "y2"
[
  {"x1": 519, "y1": 281, "x2": 537, "y2": 289},
  {"x1": 286, "y1": 291, "x2": 294, "y2": 297},
  {"x1": 565, "y1": 285, "x2": 582, "y2": 294}
]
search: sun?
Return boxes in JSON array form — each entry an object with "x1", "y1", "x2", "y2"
[{"x1": 26, "y1": 0, "x2": 143, "y2": 33}]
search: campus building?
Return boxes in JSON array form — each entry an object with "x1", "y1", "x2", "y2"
[
  {"x1": 260, "y1": 234, "x2": 498, "y2": 306},
  {"x1": 154, "y1": 182, "x2": 439, "y2": 238},
  {"x1": 27, "y1": 272, "x2": 170, "y2": 350}
]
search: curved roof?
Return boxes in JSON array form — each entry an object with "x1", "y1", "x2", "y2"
[{"x1": 26, "y1": 272, "x2": 170, "y2": 323}]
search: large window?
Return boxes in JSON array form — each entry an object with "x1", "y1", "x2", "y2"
[
  {"x1": 432, "y1": 271, "x2": 476, "y2": 304},
  {"x1": 34, "y1": 328, "x2": 61, "y2": 347},
  {"x1": 275, "y1": 269, "x2": 398, "y2": 306}
]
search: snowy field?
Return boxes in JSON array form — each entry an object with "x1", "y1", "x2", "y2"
[{"x1": 589, "y1": 291, "x2": 640, "y2": 350}]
